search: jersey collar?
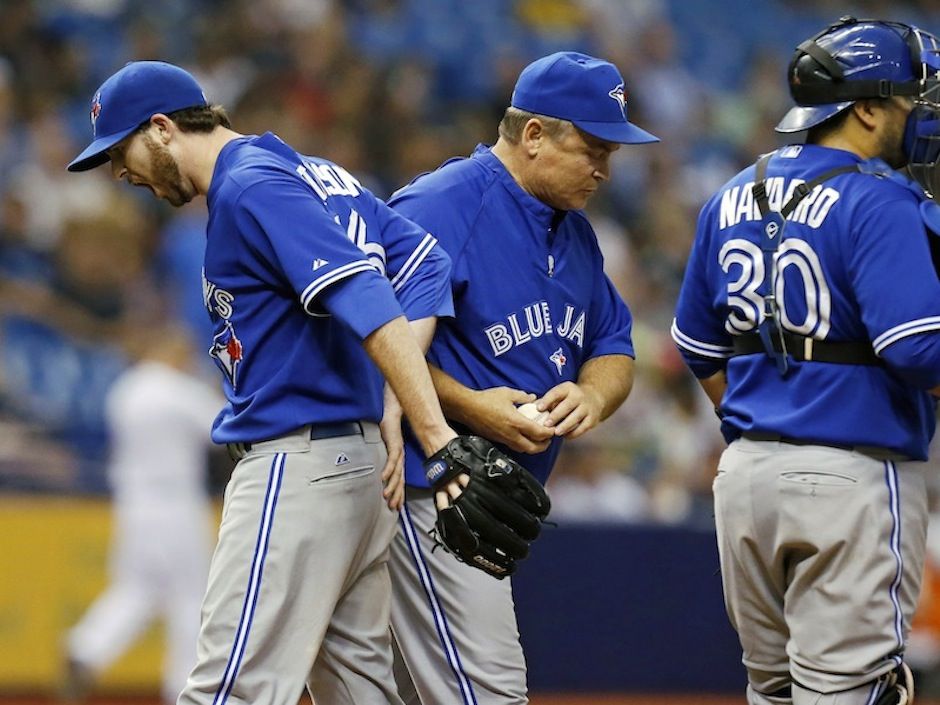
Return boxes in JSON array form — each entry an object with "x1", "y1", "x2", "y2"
[
  {"x1": 207, "y1": 135, "x2": 254, "y2": 209},
  {"x1": 471, "y1": 144, "x2": 564, "y2": 227}
]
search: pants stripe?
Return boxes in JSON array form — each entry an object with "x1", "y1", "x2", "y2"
[
  {"x1": 399, "y1": 502, "x2": 478, "y2": 705},
  {"x1": 212, "y1": 453, "x2": 286, "y2": 705},
  {"x1": 884, "y1": 461, "x2": 904, "y2": 653},
  {"x1": 864, "y1": 677, "x2": 882, "y2": 705}
]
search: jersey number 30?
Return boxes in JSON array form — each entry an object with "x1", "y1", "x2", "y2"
[{"x1": 719, "y1": 238, "x2": 831, "y2": 338}]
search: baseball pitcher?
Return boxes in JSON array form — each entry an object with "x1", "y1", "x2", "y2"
[{"x1": 67, "y1": 60, "x2": 539, "y2": 705}]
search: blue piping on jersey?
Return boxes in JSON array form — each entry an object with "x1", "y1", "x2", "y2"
[
  {"x1": 213, "y1": 453, "x2": 286, "y2": 705},
  {"x1": 399, "y1": 503, "x2": 479, "y2": 705},
  {"x1": 884, "y1": 461, "x2": 904, "y2": 652}
]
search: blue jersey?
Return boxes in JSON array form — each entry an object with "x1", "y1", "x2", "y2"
[
  {"x1": 203, "y1": 133, "x2": 452, "y2": 444},
  {"x1": 390, "y1": 145, "x2": 635, "y2": 486},
  {"x1": 673, "y1": 144, "x2": 940, "y2": 460}
]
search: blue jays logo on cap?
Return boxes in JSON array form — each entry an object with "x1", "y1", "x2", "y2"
[
  {"x1": 608, "y1": 84, "x2": 627, "y2": 119},
  {"x1": 90, "y1": 91, "x2": 102, "y2": 130},
  {"x1": 510, "y1": 51, "x2": 659, "y2": 145},
  {"x1": 68, "y1": 61, "x2": 208, "y2": 172}
]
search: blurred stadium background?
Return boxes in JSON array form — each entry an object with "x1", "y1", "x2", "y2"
[{"x1": 2, "y1": 0, "x2": 940, "y2": 702}]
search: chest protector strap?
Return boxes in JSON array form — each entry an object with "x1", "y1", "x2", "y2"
[{"x1": 735, "y1": 152, "x2": 873, "y2": 374}]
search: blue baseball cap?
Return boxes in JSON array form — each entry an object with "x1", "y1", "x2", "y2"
[
  {"x1": 68, "y1": 61, "x2": 207, "y2": 172},
  {"x1": 510, "y1": 51, "x2": 658, "y2": 145}
]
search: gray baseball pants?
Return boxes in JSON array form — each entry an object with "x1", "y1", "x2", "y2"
[
  {"x1": 177, "y1": 423, "x2": 403, "y2": 705},
  {"x1": 715, "y1": 437, "x2": 928, "y2": 705},
  {"x1": 389, "y1": 487, "x2": 528, "y2": 705}
]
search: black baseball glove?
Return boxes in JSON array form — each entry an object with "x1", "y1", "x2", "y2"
[{"x1": 424, "y1": 435, "x2": 551, "y2": 579}]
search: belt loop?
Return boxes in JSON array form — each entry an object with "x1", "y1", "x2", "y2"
[{"x1": 804, "y1": 337, "x2": 813, "y2": 361}]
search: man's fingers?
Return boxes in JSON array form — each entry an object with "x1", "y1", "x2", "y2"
[
  {"x1": 509, "y1": 435, "x2": 553, "y2": 454},
  {"x1": 546, "y1": 398, "x2": 577, "y2": 427},
  {"x1": 516, "y1": 416, "x2": 555, "y2": 439},
  {"x1": 562, "y1": 415, "x2": 594, "y2": 440},
  {"x1": 381, "y1": 455, "x2": 400, "y2": 483},
  {"x1": 509, "y1": 389, "x2": 538, "y2": 404},
  {"x1": 386, "y1": 474, "x2": 405, "y2": 510},
  {"x1": 552, "y1": 415, "x2": 579, "y2": 436},
  {"x1": 381, "y1": 444, "x2": 403, "y2": 484},
  {"x1": 536, "y1": 382, "x2": 574, "y2": 410},
  {"x1": 525, "y1": 438, "x2": 552, "y2": 453},
  {"x1": 431, "y1": 477, "x2": 466, "y2": 506},
  {"x1": 558, "y1": 406, "x2": 599, "y2": 437},
  {"x1": 382, "y1": 459, "x2": 403, "y2": 498}
]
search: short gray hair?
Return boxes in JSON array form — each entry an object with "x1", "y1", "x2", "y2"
[{"x1": 497, "y1": 107, "x2": 569, "y2": 144}]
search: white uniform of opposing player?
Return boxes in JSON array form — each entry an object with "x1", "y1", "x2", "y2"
[{"x1": 67, "y1": 354, "x2": 223, "y2": 704}]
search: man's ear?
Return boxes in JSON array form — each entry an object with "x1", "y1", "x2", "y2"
[
  {"x1": 850, "y1": 99, "x2": 883, "y2": 131},
  {"x1": 149, "y1": 113, "x2": 175, "y2": 144},
  {"x1": 521, "y1": 118, "x2": 546, "y2": 156}
]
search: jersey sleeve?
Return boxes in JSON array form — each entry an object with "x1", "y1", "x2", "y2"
[
  {"x1": 389, "y1": 179, "x2": 477, "y2": 271},
  {"x1": 583, "y1": 270, "x2": 635, "y2": 360},
  {"x1": 372, "y1": 199, "x2": 454, "y2": 321},
  {"x1": 849, "y1": 194, "x2": 940, "y2": 388},
  {"x1": 672, "y1": 204, "x2": 735, "y2": 379},
  {"x1": 234, "y1": 175, "x2": 403, "y2": 339}
]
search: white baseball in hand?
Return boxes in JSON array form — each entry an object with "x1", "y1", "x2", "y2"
[{"x1": 517, "y1": 402, "x2": 550, "y2": 426}]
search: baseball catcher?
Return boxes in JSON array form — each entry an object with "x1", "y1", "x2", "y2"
[
  {"x1": 672, "y1": 16, "x2": 940, "y2": 705},
  {"x1": 424, "y1": 435, "x2": 551, "y2": 579}
]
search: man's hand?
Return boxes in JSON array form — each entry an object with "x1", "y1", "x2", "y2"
[
  {"x1": 461, "y1": 387, "x2": 555, "y2": 454},
  {"x1": 536, "y1": 381, "x2": 605, "y2": 439},
  {"x1": 434, "y1": 472, "x2": 470, "y2": 513},
  {"x1": 379, "y1": 385, "x2": 406, "y2": 510}
]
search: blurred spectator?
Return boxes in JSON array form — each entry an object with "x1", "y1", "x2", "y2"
[
  {"x1": 9, "y1": 113, "x2": 109, "y2": 253},
  {"x1": 0, "y1": 188, "x2": 50, "y2": 282},
  {"x1": 0, "y1": 193, "x2": 157, "y2": 340},
  {"x1": 0, "y1": 193, "x2": 163, "y2": 491},
  {"x1": 548, "y1": 440, "x2": 652, "y2": 523},
  {"x1": 62, "y1": 324, "x2": 225, "y2": 705},
  {"x1": 629, "y1": 18, "x2": 704, "y2": 149}
]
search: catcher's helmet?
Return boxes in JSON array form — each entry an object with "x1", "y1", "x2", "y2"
[{"x1": 777, "y1": 16, "x2": 940, "y2": 196}]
